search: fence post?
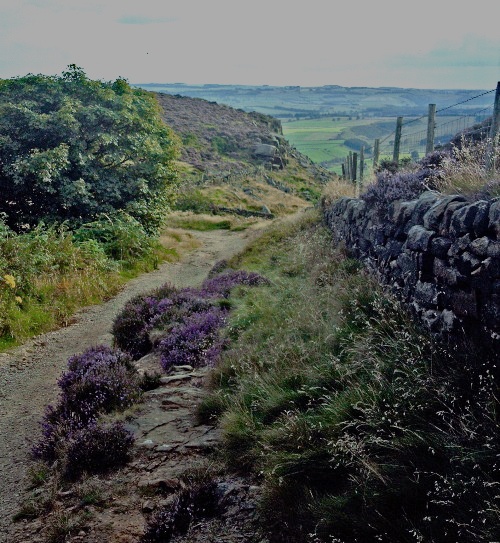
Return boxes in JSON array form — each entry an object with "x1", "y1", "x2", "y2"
[
  {"x1": 373, "y1": 138, "x2": 380, "y2": 169},
  {"x1": 341, "y1": 163, "x2": 346, "y2": 180},
  {"x1": 426, "y1": 104, "x2": 436, "y2": 155},
  {"x1": 352, "y1": 152, "x2": 358, "y2": 182},
  {"x1": 486, "y1": 82, "x2": 500, "y2": 172},
  {"x1": 490, "y1": 82, "x2": 500, "y2": 140},
  {"x1": 357, "y1": 146, "x2": 364, "y2": 197},
  {"x1": 393, "y1": 116, "x2": 403, "y2": 165}
]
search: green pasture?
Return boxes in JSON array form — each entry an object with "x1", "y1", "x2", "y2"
[
  {"x1": 282, "y1": 114, "x2": 484, "y2": 176},
  {"x1": 282, "y1": 117, "x2": 392, "y2": 174}
]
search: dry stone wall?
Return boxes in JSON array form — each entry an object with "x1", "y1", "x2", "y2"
[{"x1": 324, "y1": 192, "x2": 500, "y2": 349}]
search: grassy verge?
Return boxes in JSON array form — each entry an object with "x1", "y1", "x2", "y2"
[
  {"x1": 0, "y1": 221, "x2": 197, "y2": 351},
  {"x1": 166, "y1": 211, "x2": 258, "y2": 232},
  {"x1": 199, "y1": 210, "x2": 499, "y2": 543}
]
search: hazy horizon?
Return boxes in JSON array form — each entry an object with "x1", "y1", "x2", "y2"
[{"x1": 1, "y1": 0, "x2": 499, "y2": 90}]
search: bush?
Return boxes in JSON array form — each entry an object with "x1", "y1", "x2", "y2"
[
  {"x1": 32, "y1": 346, "x2": 141, "y2": 466},
  {"x1": 112, "y1": 284, "x2": 178, "y2": 359},
  {"x1": 159, "y1": 307, "x2": 228, "y2": 371},
  {"x1": 73, "y1": 213, "x2": 159, "y2": 263},
  {"x1": 0, "y1": 66, "x2": 179, "y2": 234},
  {"x1": 57, "y1": 345, "x2": 141, "y2": 419},
  {"x1": 63, "y1": 422, "x2": 134, "y2": 480},
  {"x1": 112, "y1": 272, "x2": 269, "y2": 361},
  {"x1": 361, "y1": 169, "x2": 428, "y2": 210}
]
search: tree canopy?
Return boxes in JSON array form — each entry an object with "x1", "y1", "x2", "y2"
[{"x1": 0, "y1": 65, "x2": 179, "y2": 233}]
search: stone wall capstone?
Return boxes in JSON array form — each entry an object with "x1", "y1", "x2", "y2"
[{"x1": 323, "y1": 192, "x2": 500, "y2": 349}]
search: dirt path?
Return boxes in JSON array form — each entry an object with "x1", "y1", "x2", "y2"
[{"x1": 0, "y1": 228, "x2": 256, "y2": 541}]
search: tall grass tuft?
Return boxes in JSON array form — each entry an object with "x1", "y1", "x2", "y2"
[{"x1": 202, "y1": 209, "x2": 499, "y2": 543}]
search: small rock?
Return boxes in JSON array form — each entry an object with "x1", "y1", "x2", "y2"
[
  {"x1": 142, "y1": 500, "x2": 154, "y2": 513},
  {"x1": 172, "y1": 365, "x2": 193, "y2": 372},
  {"x1": 160, "y1": 374, "x2": 192, "y2": 384}
]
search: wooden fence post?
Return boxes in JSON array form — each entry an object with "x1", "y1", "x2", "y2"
[
  {"x1": 346, "y1": 153, "x2": 352, "y2": 181},
  {"x1": 426, "y1": 104, "x2": 436, "y2": 155},
  {"x1": 487, "y1": 82, "x2": 500, "y2": 172},
  {"x1": 490, "y1": 82, "x2": 500, "y2": 141},
  {"x1": 373, "y1": 138, "x2": 380, "y2": 169},
  {"x1": 393, "y1": 117, "x2": 403, "y2": 165},
  {"x1": 357, "y1": 146, "x2": 364, "y2": 197},
  {"x1": 352, "y1": 152, "x2": 358, "y2": 182}
]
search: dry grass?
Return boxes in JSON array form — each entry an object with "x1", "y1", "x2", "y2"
[
  {"x1": 320, "y1": 178, "x2": 357, "y2": 207},
  {"x1": 160, "y1": 227, "x2": 201, "y2": 255},
  {"x1": 164, "y1": 211, "x2": 260, "y2": 232},
  {"x1": 436, "y1": 137, "x2": 500, "y2": 196}
]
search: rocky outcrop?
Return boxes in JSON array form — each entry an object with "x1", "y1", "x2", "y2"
[{"x1": 324, "y1": 192, "x2": 500, "y2": 349}]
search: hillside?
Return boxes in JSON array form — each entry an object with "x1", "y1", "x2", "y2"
[
  {"x1": 140, "y1": 83, "x2": 494, "y2": 119},
  {"x1": 154, "y1": 93, "x2": 337, "y2": 216}
]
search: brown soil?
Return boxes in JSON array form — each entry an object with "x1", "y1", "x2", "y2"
[{"x1": 0, "y1": 227, "x2": 265, "y2": 543}]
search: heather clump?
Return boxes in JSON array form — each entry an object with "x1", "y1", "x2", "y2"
[
  {"x1": 112, "y1": 271, "x2": 270, "y2": 366},
  {"x1": 32, "y1": 345, "x2": 140, "y2": 476},
  {"x1": 63, "y1": 422, "x2": 134, "y2": 480},
  {"x1": 159, "y1": 307, "x2": 228, "y2": 371},
  {"x1": 112, "y1": 283, "x2": 178, "y2": 359},
  {"x1": 361, "y1": 169, "x2": 429, "y2": 209},
  {"x1": 200, "y1": 270, "x2": 271, "y2": 298}
]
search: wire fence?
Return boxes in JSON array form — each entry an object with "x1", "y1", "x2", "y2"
[{"x1": 341, "y1": 84, "x2": 499, "y2": 182}]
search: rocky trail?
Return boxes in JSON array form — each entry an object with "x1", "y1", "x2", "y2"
[{"x1": 0, "y1": 228, "x2": 265, "y2": 543}]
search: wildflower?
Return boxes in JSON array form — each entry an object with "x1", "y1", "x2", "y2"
[
  {"x1": 15, "y1": 296, "x2": 22, "y2": 304},
  {"x1": 3, "y1": 274, "x2": 16, "y2": 289}
]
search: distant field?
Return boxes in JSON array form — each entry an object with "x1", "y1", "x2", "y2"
[
  {"x1": 282, "y1": 114, "x2": 486, "y2": 176},
  {"x1": 282, "y1": 117, "x2": 396, "y2": 175}
]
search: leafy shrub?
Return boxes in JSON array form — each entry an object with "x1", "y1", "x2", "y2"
[
  {"x1": 73, "y1": 213, "x2": 159, "y2": 263},
  {"x1": 63, "y1": 422, "x2": 134, "y2": 480},
  {"x1": 0, "y1": 66, "x2": 178, "y2": 234},
  {"x1": 174, "y1": 189, "x2": 212, "y2": 213}
]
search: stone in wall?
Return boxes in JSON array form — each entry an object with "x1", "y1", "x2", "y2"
[{"x1": 324, "y1": 193, "x2": 500, "y2": 351}]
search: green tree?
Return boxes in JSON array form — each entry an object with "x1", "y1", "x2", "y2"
[{"x1": 0, "y1": 66, "x2": 179, "y2": 233}]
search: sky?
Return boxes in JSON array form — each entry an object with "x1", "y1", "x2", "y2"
[{"x1": 1, "y1": 0, "x2": 499, "y2": 90}]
